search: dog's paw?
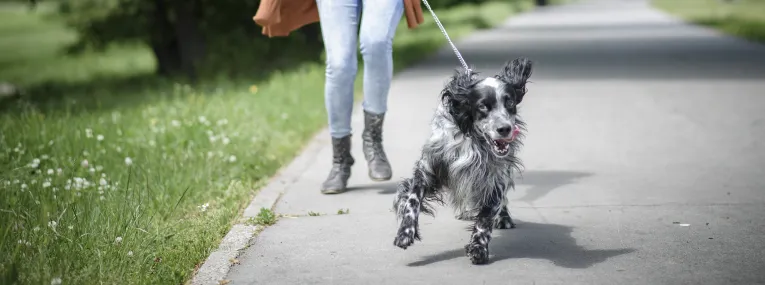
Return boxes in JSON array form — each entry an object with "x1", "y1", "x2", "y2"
[
  {"x1": 493, "y1": 215, "x2": 516, "y2": 229},
  {"x1": 464, "y1": 243, "x2": 490, "y2": 265},
  {"x1": 393, "y1": 227, "x2": 417, "y2": 249}
]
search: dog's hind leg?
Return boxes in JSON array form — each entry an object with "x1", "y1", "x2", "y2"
[
  {"x1": 493, "y1": 197, "x2": 516, "y2": 229},
  {"x1": 393, "y1": 163, "x2": 440, "y2": 249},
  {"x1": 465, "y1": 196, "x2": 503, "y2": 265}
]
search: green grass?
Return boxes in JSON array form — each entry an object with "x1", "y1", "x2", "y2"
[
  {"x1": 0, "y1": 1, "x2": 536, "y2": 284},
  {"x1": 653, "y1": 0, "x2": 765, "y2": 43}
]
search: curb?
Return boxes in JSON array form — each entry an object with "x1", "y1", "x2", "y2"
[{"x1": 189, "y1": 128, "x2": 329, "y2": 285}]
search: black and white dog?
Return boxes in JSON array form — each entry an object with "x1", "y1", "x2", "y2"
[{"x1": 393, "y1": 57, "x2": 533, "y2": 265}]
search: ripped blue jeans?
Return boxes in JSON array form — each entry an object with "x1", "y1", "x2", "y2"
[{"x1": 316, "y1": 0, "x2": 404, "y2": 138}]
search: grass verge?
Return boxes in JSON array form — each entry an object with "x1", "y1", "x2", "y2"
[
  {"x1": 653, "y1": 0, "x2": 765, "y2": 43},
  {"x1": 0, "y1": 1, "x2": 535, "y2": 284}
]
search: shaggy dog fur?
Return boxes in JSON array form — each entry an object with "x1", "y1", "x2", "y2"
[{"x1": 392, "y1": 57, "x2": 533, "y2": 265}]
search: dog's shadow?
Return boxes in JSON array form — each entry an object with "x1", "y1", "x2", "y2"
[{"x1": 407, "y1": 219, "x2": 635, "y2": 268}]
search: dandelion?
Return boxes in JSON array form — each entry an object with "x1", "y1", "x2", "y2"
[
  {"x1": 48, "y1": 220, "x2": 57, "y2": 229},
  {"x1": 125, "y1": 157, "x2": 133, "y2": 166},
  {"x1": 51, "y1": 277, "x2": 62, "y2": 285},
  {"x1": 199, "y1": 203, "x2": 209, "y2": 212},
  {"x1": 81, "y1": 159, "x2": 89, "y2": 168},
  {"x1": 30, "y1": 158, "x2": 40, "y2": 168},
  {"x1": 85, "y1": 128, "x2": 93, "y2": 138},
  {"x1": 47, "y1": 169, "x2": 54, "y2": 175},
  {"x1": 228, "y1": 155, "x2": 237, "y2": 163},
  {"x1": 128, "y1": 251, "x2": 134, "y2": 257},
  {"x1": 115, "y1": 236, "x2": 123, "y2": 244},
  {"x1": 42, "y1": 181, "x2": 51, "y2": 188}
]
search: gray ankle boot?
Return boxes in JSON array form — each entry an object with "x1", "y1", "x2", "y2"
[
  {"x1": 362, "y1": 111, "x2": 392, "y2": 181},
  {"x1": 321, "y1": 135, "x2": 355, "y2": 194}
]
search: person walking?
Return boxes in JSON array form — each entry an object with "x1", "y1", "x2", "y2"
[{"x1": 253, "y1": 0, "x2": 424, "y2": 194}]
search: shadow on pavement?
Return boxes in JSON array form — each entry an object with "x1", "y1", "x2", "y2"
[
  {"x1": 516, "y1": 170, "x2": 592, "y2": 202},
  {"x1": 408, "y1": 219, "x2": 635, "y2": 268}
]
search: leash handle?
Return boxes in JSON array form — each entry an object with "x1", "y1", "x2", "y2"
[{"x1": 420, "y1": 0, "x2": 471, "y2": 73}]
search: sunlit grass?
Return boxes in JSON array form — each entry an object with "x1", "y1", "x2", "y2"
[{"x1": 653, "y1": 0, "x2": 765, "y2": 43}]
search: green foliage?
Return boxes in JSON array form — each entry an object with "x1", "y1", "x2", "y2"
[{"x1": 653, "y1": 0, "x2": 765, "y2": 43}]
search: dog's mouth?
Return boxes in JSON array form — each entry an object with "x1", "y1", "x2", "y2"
[{"x1": 488, "y1": 126, "x2": 520, "y2": 157}]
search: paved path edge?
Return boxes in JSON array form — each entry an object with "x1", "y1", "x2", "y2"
[{"x1": 189, "y1": 128, "x2": 329, "y2": 285}]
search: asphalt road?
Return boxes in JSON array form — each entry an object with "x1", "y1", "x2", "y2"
[{"x1": 226, "y1": 0, "x2": 765, "y2": 284}]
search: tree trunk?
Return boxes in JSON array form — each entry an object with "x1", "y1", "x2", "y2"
[
  {"x1": 149, "y1": 0, "x2": 182, "y2": 76},
  {"x1": 172, "y1": 0, "x2": 206, "y2": 82}
]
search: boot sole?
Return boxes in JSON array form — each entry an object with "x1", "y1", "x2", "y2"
[
  {"x1": 321, "y1": 188, "x2": 346, "y2": 194},
  {"x1": 368, "y1": 171, "x2": 392, "y2": 181}
]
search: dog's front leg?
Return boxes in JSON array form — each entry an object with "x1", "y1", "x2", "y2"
[
  {"x1": 393, "y1": 165, "x2": 436, "y2": 249},
  {"x1": 465, "y1": 202, "x2": 502, "y2": 265},
  {"x1": 494, "y1": 197, "x2": 516, "y2": 229}
]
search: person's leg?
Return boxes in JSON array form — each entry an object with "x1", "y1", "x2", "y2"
[
  {"x1": 358, "y1": 0, "x2": 404, "y2": 181},
  {"x1": 316, "y1": 0, "x2": 361, "y2": 194}
]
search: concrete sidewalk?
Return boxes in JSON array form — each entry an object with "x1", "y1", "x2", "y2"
[{"x1": 217, "y1": 0, "x2": 765, "y2": 284}]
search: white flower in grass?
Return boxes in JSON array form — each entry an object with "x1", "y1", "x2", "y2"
[
  {"x1": 42, "y1": 181, "x2": 51, "y2": 188},
  {"x1": 217, "y1": 119, "x2": 228, "y2": 126},
  {"x1": 99, "y1": 178, "x2": 108, "y2": 186},
  {"x1": 222, "y1": 137, "x2": 230, "y2": 145},
  {"x1": 33, "y1": 226, "x2": 40, "y2": 232},
  {"x1": 30, "y1": 158, "x2": 40, "y2": 168},
  {"x1": 47, "y1": 169, "x2": 54, "y2": 175},
  {"x1": 13, "y1": 179, "x2": 19, "y2": 184},
  {"x1": 57, "y1": 168, "x2": 63, "y2": 175},
  {"x1": 89, "y1": 167, "x2": 95, "y2": 174},
  {"x1": 53, "y1": 187, "x2": 58, "y2": 192},
  {"x1": 281, "y1": 113, "x2": 288, "y2": 120},
  {"x1": 21, "y1": 184, "x2": 27, "y2": 190},
  {"x1": 83, "y1": 150, "x2": 89, "y2": 157},
  {"x1": 149, "y1": 140, "x2": 156, "y2": 147},
  {"x1": 209, "y1": 136, "x2": 218, "y2": 143},
  {"x1": 48, "y1": 220, "x2": 57, "y2": 229},
  {"x1": 42, "y1": 155, "x2": 49, "y2": 160},
  {"x1": 125, "y1": 157, "x2": 133, "y2": 166},
  {"x1": 48, "y1": 140, "x2": 54, "y2": 146},
  {"x1": 115, "y1": 236, "x2": 123, "y2": 244},
  {"x1": 228, "y1": 155, "x2": 237, "y2": 163},
  {"x1": 50, "y1": 277, "x2": 62, "y2": 285},
  {"x1": 31, "y1": 179, "x2": 36, "y2": 185},
  {"x1": 128, "y1": 251, "x2": 134, "y2": 257},
  {"x1": 95, "y1": 165, "x2": 103, "y2": 172},
  {"x1": 100, "y1": 196, "x2": 105, "y2": 201},
  {"x1": 207, "y1": 152, "x2": 214, "y2": 158},
  {"x1": 81, "y1": 159, "x2": 89, "y2": 168},
  {"x1": 199, "y1": 203, "x2": 209, "y2": 212},
  {"x1": 115, "y1": 146, "x2": 122, "y2": 153},
  {"x1": 68, "y1": 225, "x2": 73, "y2": 230},
  {"x1": 85, "y1": 128, "x2": 93, "y2": 138},
  {"x1": 96, "y1": 134, "x2": 104, "y2": 141},
  {"x1": 171, "y1": 120, "x2": 181, "y2": 127}
]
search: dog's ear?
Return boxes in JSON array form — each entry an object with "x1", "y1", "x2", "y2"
[
  {"x1": 441, "y1": 68, "x2": 477, "y2": 135},
  {"x1": 496, "y1": 57, "x2": 533, "y2": 104}
]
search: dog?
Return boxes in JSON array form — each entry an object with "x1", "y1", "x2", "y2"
[{"x1": 392, "y1": 57, "x2": 533, "y2": 265}]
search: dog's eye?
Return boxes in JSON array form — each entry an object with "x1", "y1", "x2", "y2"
[{"x1": 478, "y1": 104, "x2": 488, "y2": 112}]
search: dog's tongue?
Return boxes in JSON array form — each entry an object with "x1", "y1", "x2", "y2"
[{"x1": 510, "y1": 125, "x2": 521, "y2": 141}]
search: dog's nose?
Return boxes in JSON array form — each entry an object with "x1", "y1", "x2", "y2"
[{"x1": 497, "y1": 125, "x2": 513, "y2": 137}]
